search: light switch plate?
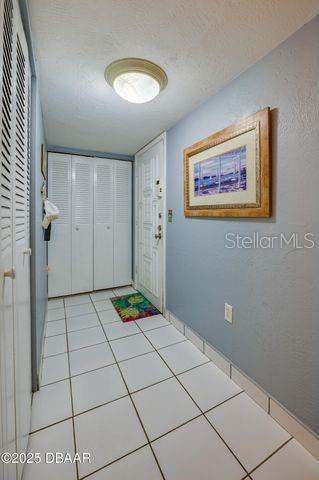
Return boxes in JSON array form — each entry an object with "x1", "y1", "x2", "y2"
[{"x1": 224, "y1": 303, "x2": 233, "y2": 324}]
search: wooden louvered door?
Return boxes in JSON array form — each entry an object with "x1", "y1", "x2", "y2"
[
  {"x1": 0, "y1": 0, "x2": 18, "y2": 479},
  {"x1": 71, "y1": 155, "x2": 93, "y2": 294},
  {"x1": 0, "y1": 0, "x2": 31, "y2": 478},
  {"x1": 93, "y1": 158, "x2": 114, "y2": 290},
  {"x1": 48, "y1": 153, "x2": 72, "y2": 297}
]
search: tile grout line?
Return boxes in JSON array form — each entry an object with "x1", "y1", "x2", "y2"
[
  {"x1": 67, "y1": 316, "x2": 116, "y2": 333},
  {"x1": 107, "y1": 332, "x2": 187, "y2": 352},
  {"x1": 103, "y1": 319, "x2": 173, "y2": 336},
  {"x1": 134, "y1": 322, "x2": 171, "y2": 334},
  {"x1": 42, "y1": 292, "x2": 294, "y2": 478},
  {"x1": 48, "y1": 285, "x2": 130, "y2": 304},
  {"x1": 42, "y1": 331, "x2": 86, "y2": 359},
  {"x1": 148, "y1": 412, "x2": 203, "y2": 443},
  {"x1": 66, "y1": 309, "x2": 114, "y2": 319},
  {"x1": 67, "y1": 340, "x2": 107, "y2": 354},
  {"x1": 159, "y1": 320, "x2": 304, "y2": 472},
  {"x1": 62, "y1": 296, "x2": 80, "y2": 480},
  {"x1": 85, "y1": 296, "x2": 167, "y2": 480},
  {"x1": 46, "y1": 309, "x2": 172, "y2": 340},
  {"x1": 202, "y1": 390, "x2": 244, "y2": 415},
  {"x1": 79, "y1": 445, "x2": 150, "y2": 480},
  {"x1": 135, "y1": 321, "x2": 251, "y2": 477},
  {"x1": 41, "y1": 318, "x2": 235, "y2": 404},
  {"x1": 246, "y1": 436, "x2": 293, "y2": 476},
  {"x1": 46, "y1": 316, "x2": 67, "y2": 323},
  {"x1": 41, "y1": 318, "x2": 266, "y2": 465},
  {"x1": 45, "y1": 309, "x2": 121, "y2": 339},
  {"x1": 32, "y1": 369, "x2": 245, "y2": 435},
  {"x1": 161, "y1": 338, "x2": 293, "y2": 477},
  {"x1": 171, "y1": 314, "x2": 314, "y2": 456},
  {"x1": 40, "y1": 352, "x2": 208, "y2": 396},
  {"x1": 30, "y1": 414, "x2": 74, "y2": 435}
]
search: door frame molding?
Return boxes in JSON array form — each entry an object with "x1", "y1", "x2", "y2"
[{"x1": 134, "y1": 132, "x2": 167, "y2": 315}]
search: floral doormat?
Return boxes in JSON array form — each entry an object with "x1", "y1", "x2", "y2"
[{"x1": 111, "y1": 292, "x2": 160, "y2": 322}]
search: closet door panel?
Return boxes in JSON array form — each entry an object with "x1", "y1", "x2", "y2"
[
  {"x1": 0, "y1": 1, "x2": 17, "y2": 478},
  {"x1": 72, "y1": 155, "x2": 93, "y2": 294},
  {"x1": 114, "y1": 161, "x2": 132, "y2": 286},
  {"x1": 93, "y1": 158, "x2": 114, "y2": 290},
  {"x1": 12, "y1": 10, "x2": 32, "y2": 475},
  {"x1": 48, "y1": 153, "x2": 72, "y2": 297}
]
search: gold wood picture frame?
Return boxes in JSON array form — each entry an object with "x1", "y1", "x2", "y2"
[{"x1": 184, "y1": 107, "x2": 271, "y2": 217}]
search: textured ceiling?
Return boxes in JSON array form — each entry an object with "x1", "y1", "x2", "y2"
[{"x1": 28, "y1": 0, "x2": 319, "y2": 155}]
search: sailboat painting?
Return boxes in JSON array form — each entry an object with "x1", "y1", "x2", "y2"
[{"x1": 194, "y1": 145, "x2": 247, "y2": 196}]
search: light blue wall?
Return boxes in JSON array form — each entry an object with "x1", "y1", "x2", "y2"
[
  {"x1": 30, "y1": 78, "x2": 47, "y2": 390},
  {"x1": 19, "y1": 0, "x2": 48, "y2": 390},
  {"x1": 166, "y1": 17, "x2": 319, "y2": 434}
]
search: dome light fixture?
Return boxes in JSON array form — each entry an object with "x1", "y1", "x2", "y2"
[{"x1": 105, "y1": 58, "x2": 167, "y2": 104}]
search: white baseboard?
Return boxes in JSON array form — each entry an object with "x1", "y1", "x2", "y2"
[
  {"x1": 166, "y1": 310, "x2": 319, "y2": 460},
  {"x1": 185, "y1": 325, "x2": 204, "y2": 352},
  {"x1": 231, "y1": 366, "x2": 269, "y2": 412},
  {"x1": 169, "y1": 312, "x2": 185, "y2": 334},
  {"x1": 204, "y1": 343, "x2": 231, "y2": 377},
  {"x1": 270, "y1": 399, "x2": 319, "y2": 459}
]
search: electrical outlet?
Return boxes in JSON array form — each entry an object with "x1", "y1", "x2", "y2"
[{"x1": 224, "y1": 303, "x2": 233, "y2": 324}]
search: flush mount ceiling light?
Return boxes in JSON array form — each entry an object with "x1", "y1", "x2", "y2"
[{"x1": 105, "y1": 58, "x2": 167, "y2": 104}]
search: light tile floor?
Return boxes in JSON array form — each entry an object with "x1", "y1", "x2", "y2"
[{"x1": 24, "y1": 286, "x2": 319, "y2": 480}]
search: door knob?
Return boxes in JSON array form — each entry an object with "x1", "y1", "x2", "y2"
[
  {"x1": 155, "y1": 233, "x2": 162, "y2": 240},
  {"x1": 4, "y1": 268, "x2": 16, "y2": 279},
  {"x1": 23, "y1": 248, "x2": 32, "y2": 256}
]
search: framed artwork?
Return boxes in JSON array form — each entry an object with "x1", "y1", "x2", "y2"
[
  {"x1": 184, "y1": 107, "x2": 271, "y2": 217},
  {"x1": 41, "y1": 143, "x2": 47, "y2": 179}
]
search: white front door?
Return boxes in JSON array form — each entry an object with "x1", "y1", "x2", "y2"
[{"x1": 135, "y1": 135, "x2": 165, "y2": 312}]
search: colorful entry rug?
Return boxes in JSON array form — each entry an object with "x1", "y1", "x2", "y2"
[{"x1": 111, "y1": 292, "x2": 160, "y2": 322}]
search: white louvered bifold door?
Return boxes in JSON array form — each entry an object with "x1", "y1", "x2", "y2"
[
  {"x1": 12, "y1": 6, "x2": 32, "y2": 478},
  {"x1": 48, "y1": 153, "x2": 72, "y2": 297},
  {"x1": 93, "y1": 158, "x2": 114, "y2": 290},
  {"x1": 0, "y1": 0, "x2": 32, "y2": 478},
  {"x1": 114, "y1": 160, "x2": 132, "y2": 286},
  {"x1": 72, "y1": 155, "x2": 93, "y2": 294},
  {"x1": 0, "y1": 1, "x2": 18, "y2": 479}
]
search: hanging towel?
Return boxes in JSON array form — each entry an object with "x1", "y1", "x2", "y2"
[{"x1": 42, "y1": 199, "x2": 59, "y2": 229}]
